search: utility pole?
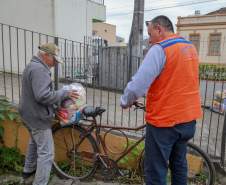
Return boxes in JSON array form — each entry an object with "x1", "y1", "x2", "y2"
[{"x1": 127, "y1": 0, "x2": 144, "y2": 81}]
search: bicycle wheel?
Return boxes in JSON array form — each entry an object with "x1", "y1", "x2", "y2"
[
  {"x1": 138, "y1": 142, "x2": 216, "y2": 185},
  {"x1": 52, "y1": 124, "x2": 99, "y2": 180},
  {"x1": 187, "y1": 142, "x2": 216, "y2": 185},
  {"x1": 221, "y1": 116, "x2": 226, "y2": 170}
]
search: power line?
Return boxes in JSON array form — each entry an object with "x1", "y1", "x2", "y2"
[
  {"x1": 108, "y1": 0, "x2": 182, "y2": 11},
  {"x1": 145, "y1": 0, "x2": 223, "y2": 12},
  {"x1": 107, "y1": 0, "x2": 224, "y2": 17}
]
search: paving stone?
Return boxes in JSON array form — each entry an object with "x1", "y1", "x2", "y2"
[
  {"x1": 0, "y1": 174, "x2": 23, "y2": 184},
  {"x1": 49, "y1": 175, "x2": 81, "y2": 185}
]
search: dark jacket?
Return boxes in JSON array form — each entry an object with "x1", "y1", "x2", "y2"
[{"x1": 19, "y1": 56, "x2": 68, "y2": 129}]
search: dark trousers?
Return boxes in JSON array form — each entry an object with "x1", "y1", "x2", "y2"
[{"x1": 144, "y1": 120, "x2": 196, "y2": 185}]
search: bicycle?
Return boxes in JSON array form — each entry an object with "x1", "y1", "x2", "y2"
[{"x1": 52, "y1": 103, "x2": 216, "y2": 185}]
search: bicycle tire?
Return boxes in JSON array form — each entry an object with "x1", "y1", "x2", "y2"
[
  {"x1": 138, "y1": 142, "x2": 216, "y2": 185},
  {"x1": 52, "y1": 124, "x2": 99, "y2": 180},
  {"x1": 187, "y1": 142, "x2": 216, "y2": 185},
  {"x1": 221, "y1": 118, "x2": 226, "y2": 170}
]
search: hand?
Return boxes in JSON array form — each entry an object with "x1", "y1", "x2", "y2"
[
  {"x1": 120, "y1": 96, "x2": 129, "y2": 109},
  {"x1": 120, "y1": 102, "x2": 130, "y2": 109},
  {"x1": 68, "y1": 90, "x2": 79, "y2": 100}
]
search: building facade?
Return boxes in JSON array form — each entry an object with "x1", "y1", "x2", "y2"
[
  {"x1": 0, "y1": 0, "x2": 106, "y2": 75},
  {"x1": 93, "y1": 22, "x2": 116, "y2": 45},
  {"x1": 177, "y1": 8, "x2": 226, "y2": 64},
  {"x1": 92, "y1": 22, "x2": 126, "y2": 46},
  {"x1": 0, "y1": 0, "x2": 106, "y2": 42}
]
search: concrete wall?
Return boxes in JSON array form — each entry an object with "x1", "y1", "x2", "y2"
[
  {"x1": 0, "y1": 0, "x2": 106, "y2": 41},
  {"x1": 0, "y1": 0, "x2": 54, "y2": 35},
  {"x1": 0, "y1": 0, "x2": 106, "y2": 74},
  {"x1": 0, "y1": 25, "x2": 55, "y2": 74},
  {"x1": 54, "y1": 0, "x2": 106, "y2": 42},
  {"x1": 3, "y1": 120, "x2": 141, "y2": 169},
  {"x1": 98, "y1": 47, "x2": 129, "y2": 91}
]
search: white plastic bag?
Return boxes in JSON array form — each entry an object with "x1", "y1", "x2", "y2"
[{"x1": 62, "y1": 83, "x2": 86, "y2": 109}]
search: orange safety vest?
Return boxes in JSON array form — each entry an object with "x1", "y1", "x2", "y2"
[{"x1": 145, "y1": 35, "x2": 202, "y2": 127}]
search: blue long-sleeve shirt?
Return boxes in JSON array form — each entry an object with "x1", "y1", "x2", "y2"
[{"x1": 120, "y1": 44, "x2": 166, "y2": 107}]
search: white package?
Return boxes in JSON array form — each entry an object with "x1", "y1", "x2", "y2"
[{"x1": 63, "y1": 83, "x2": 86, "y2": 108}]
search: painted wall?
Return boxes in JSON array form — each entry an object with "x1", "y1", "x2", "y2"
[
  {"x1": 0, "y1": 0, "x2": 106, "y2": 74},
  {"x1": 54, "y1": 0, "x2": 106, "y2": 42},
  {"x1": 0, "y1": 0, "x2": 54, "y2": 35},
  {"x1": 177, "y1": 15, "x2": 226, "y2": 64},
  {"x1": 93, "y1": 22, "x2": 116, "y2": 44}
]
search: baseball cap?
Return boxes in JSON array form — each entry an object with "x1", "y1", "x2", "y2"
[{"x1": 38, "y1": 43, "x2": 63, "y2": 64}]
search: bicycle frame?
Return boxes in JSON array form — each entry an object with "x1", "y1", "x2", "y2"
[{"x1": 79, "y1": 116, "x2": 146, "y2": 166}]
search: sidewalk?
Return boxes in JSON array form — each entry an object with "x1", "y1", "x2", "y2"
[
  {"x1": 0, "y1": 172, "x2": 225, "y2": 185},
  {"x1": 48, "y1": 176, "x2": 127, "y2": 185},
  {"x1": 0, "y1": 174, "x2": 133, "y2": 185}
]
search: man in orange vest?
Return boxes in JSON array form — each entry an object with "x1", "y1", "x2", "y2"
[{"x1": 120, "y1": 15, "x2": 202, "y2": 185}]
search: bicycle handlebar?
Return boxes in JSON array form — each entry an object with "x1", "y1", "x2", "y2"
[{"x1": 133, "y1": 101, "x2": 146, "y2": 111}]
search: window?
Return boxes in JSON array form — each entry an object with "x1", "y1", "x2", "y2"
[
  {"x1": 189, "y1": 34, "x2": 200, "y2": 53},
  {"x1": 208, "y1": 33, "x2": 221, "y2": 56}
]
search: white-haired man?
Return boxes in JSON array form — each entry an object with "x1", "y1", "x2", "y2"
[{"x1": 19, "y1": 43, "x2": 78, "y2": 185}]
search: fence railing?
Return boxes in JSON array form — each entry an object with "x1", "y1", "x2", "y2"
[
  {"x1": 90, "y1": 0, "x2": 104, "y2": 5},
  {"x1": 0, "y1": 22, "x2": 226, "y2": 170}
]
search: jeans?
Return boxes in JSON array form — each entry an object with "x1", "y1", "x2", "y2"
[
  {"x1": 144, "y1": 120, "x2": 196, "y2": 185},
  {"x1": 23, "y1": 128, "x2": 54, "y2": 185}
]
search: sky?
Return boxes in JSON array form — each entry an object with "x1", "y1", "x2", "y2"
[{"x1": 105, "y1": 0, "x2": 226, "y2": 42}]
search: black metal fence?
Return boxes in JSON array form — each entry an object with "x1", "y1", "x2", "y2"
[{"x1": 0, "y1": 22, "x2": 226, "y2": 170}]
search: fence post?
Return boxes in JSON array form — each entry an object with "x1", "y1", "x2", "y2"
[
  {"x1": 54, "y1": 37, "x2": 59, "y2": 90},
  {"x1": 221, "y1": 113, "x2": 226, "y2": 168},
  {"x1": 127, "y1": 43, "x2": 132, "y2": 83}
]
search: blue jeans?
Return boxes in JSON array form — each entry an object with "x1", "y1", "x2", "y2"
[{"x1": 144, "y1": 120, "x2": 196, "y2": 185}]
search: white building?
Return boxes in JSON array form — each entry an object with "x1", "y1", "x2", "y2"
[
  {"x1": 177, "y1": 7, "x2": 226, "y2": 64},
  {"x1": 0, "y1": 0, "x2": 106, "y2": 42},
  {"x1": 0, "y1": 0, "x2": 106, "y2": 75}
]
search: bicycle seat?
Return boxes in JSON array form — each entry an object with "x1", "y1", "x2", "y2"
[{"x1": 82, "y1": 106, "x2": 106, "y2": 118}]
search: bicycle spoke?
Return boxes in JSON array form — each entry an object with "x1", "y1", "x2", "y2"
[{"x1": 53, "y1": 125, "x2": 98, "y2": 180}]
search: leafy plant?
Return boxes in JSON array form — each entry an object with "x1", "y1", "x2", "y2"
[
  {"x1": 0, "y1": 95, "x2": 19, "y2": 142},
  {"x1": 0, "y1": 147, "x2": 24, "y2": 174},
  {"x1": 119, "y1": 140, "x2": 144, "y2": 169},
  {"x1": 199, "y1": 64, "x2": 226, "y2": 81}
]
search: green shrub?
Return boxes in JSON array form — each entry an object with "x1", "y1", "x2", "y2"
[
  {"x1": 0, "y1": 96, "x2": 23, "y2": 174},
  {"x1": 0, "y1": 95, "x2": 19, "y2": 142},
  {"x1": 119, "y1": 140, "x2": 144, "y2": 169},
  {"x1": 0, "y1": 147, "x2": 24, "y2": 174},
  {"x1": 199, "y1": 64, "x2": 226, "y2": 81}
]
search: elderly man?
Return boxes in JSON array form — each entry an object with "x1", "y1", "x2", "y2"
[
  {"x1": 19, "y1": 43, "x2": 78, "y2": 185},
  {"x1": 121, "y1": 16, "x2": 202, "y2": 185}
]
